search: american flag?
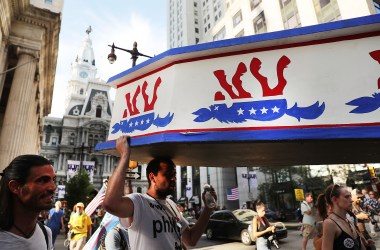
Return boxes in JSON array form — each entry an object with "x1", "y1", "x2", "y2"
[
  {"x1": 85, "y1": 183, "x2": 106, "y2": 216},
  {"x1": 227, "y1": 187, "x2": 239, "y2": 201}
]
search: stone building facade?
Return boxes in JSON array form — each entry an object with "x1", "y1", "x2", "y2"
[
  {"x1": 0, "y1": 0, "x2": 63, "y2": 170},
  {"x1": 40, "y1": 28, "x2": 118, "y2": 189}
]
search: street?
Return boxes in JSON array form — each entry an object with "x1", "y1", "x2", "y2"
[{"x1": 54, "y1": 228, "x2": 380, "y2": 250}]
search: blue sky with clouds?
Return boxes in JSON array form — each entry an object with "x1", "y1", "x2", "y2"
[{"x1": 50, "y1": 0, "x2": 167, "y2": 117}]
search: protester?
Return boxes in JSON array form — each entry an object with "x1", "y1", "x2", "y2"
[
  {"x1": 251, "y1": 199, "x2": 276, "y2": 250},
  {"x1": 47, "y1": 200, "x2": 65, "y2": 248},
  {"x1": 352, "y1": 190, "x2": 373, "y2": 242},
  {"x1": 105, "y1": 219, "x2": 130, "y2": 250},
  {"x1": 322, "y1": 184, "x2": 364, "y2": 250},
  {"x1": 103, "y1": 135, "x2": 217, "y2": 250},
  {"x1": 313, "y1": 193, "x2": 331, "y2": 250},
  {"x1": 92, "y1": 209, "x2": 105, "y2": 234},
  {"x1": 0, "y1": 154, "x2": 55, "y2": 249},
  {"x1": 364, "y1": 191, "x2": 380, "y2": 236},
  {"x1": 301, "y1": 192, "x2": 315, "y2": 250},
  {"x1": 68, "y1": 202, "x2": 92, "y2": 250}
]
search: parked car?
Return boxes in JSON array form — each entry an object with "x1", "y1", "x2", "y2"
[
  {"x1": 265, "y1": 208, "x2": 286, "y2": 221},
  {"x1": 205, "y1": 209, "x2": 288, "y2": 246}
]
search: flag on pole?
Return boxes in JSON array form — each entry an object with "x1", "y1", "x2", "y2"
[
  {"x1": 83, "y1": 212, "x2": 120, "y2": 250},
  {"x1": 227, "y1": 187, "x2": 239, "y2": 201},
  {"x1": 85, "y1": 183, "x2": 107, "y2": 216}
]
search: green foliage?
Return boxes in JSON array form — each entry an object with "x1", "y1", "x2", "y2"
[{"x1": 65, "y1": 170, "x2": 94, "y2": 210}]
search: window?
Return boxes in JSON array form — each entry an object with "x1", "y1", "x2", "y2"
[
  {"x1": 195, "y1": 28, "x2": 199, "y2": 33},
  {"x1": 235, "y1": 29, "x2": 244, "y2": 37},
  {"x1": 45, "y1": 0, "x2": 52, "y2": 4},
  {"x1": 195, "y1": 38, "x2": 199, "y2": 44},
  {"x1": 375, "y1": 0, "x2": 380, "y2": 14},
  {"x1": 319, "y1": 0, "x2": 330, "y2": 8},
  {"x1": 195, "y1": 18, "x2": 198, "y2": 24},
  {"x1": 233, "y1": 10, "x2": 242, "y2": 27},
  {"x1": 96, "y1": 105, "x2": 102, "y2": 118},
  {"x1": 69, "y1": 138, "x2": 74, "y2": 146},
  {"x1": 253, "y1": 12, "x2": 267, "y2": 34},
  {"x1": 250, "y1": 0, "x2": 262, "y2": 10},
  {"x1": 279, "y1": 0, "x2": 291, "y2": 8},
  {"x1": 213, "y1": 26, "x2": 226, "y2": 41},
  {"x1": 80, "y1": 89, "x2": 84, "y2": 95},
  {"x1": 52, "y1": 137, "x2": 57, "y2": 145},
  {"x1": 285, "y1": 13, "x2": 300, "y2": 29}
]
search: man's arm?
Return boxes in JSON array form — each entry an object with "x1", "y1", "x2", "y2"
[
  {"x1": 103, "y1": 136, "x2": 134, "y2": 218},
  {"x1": 181, "y1": 189, "x2": 217, "y2": 246}
]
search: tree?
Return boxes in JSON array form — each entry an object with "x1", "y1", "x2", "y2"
[{"x1": 65, "y1": 170, "x2": 94, "y2": 210}]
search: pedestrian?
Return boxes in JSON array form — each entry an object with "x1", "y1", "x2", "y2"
[
  {"x1": 313, "y1": 193, "x2": 331, "y2": 250},
  {"x1": 251, "y1": 199, "x2": 276, "y2": 250},
  {"x1": 103, "y1": 135, "x2": 217, "y2": 250},
  {"x1": 105, "y1": 218, "x2": 130, "y2": 250},
  {"x1": 47, "y1": 200, "x2": 65, "y2": 248},
  {"x1": 362, "y1": 189, "x2": 371, "y2": 203},
  {"x1": 364, "y1": 191, "x2": 380, "y2": 237},
  {"x1": 351, "y1": 190, "x2": 373, "y2": 243},
  {"x1": 68, "y1": 202, "x2": 92, "y2": 250},
  {"x1": 301, "y1": 192, "x2": 315, "y2": 250},
  {"x1": 92, "y1": 209, "x2": 104, "y2": 234},
  {"x1": 0, "y1": 154, "x2": 55, "y2": 249},
  {"x1": 322, "y1": 184, "x2": 368, "y2": 250}
]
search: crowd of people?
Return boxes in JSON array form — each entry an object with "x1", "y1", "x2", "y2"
[
  {"x1": 0, "y1": 136, "x2": 217, "y2": 250},
  {"x1": 2, "y1": 136, "x2": 380, "y2": 250}
]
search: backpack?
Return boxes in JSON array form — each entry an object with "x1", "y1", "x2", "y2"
[
  {"x1": 98, "y1": 226, "x2": 128, "y2": 250},
  {"x1": 37, "y1": 221, "x2": 49, "y2": 250}
]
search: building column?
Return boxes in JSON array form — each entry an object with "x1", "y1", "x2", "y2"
[
  {"x1": 0, "y1": 39, "x2": 9, "y2": 102},
  {"x1": 0, "y1": 47, "x2": 39, "y2": 169},
  {"x1": 58, "y1": 153, "x2": 63, "y2": 170}
]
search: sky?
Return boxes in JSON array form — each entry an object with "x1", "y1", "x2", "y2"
[{"x1": 49, "y1": 0, "x2": 167, "y2": 117}]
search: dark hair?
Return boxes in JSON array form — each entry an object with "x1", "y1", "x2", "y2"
[
  {"x1": 324, "y1": 184, "x2": 342, "y2": 206},
  {"x1": 252, "y1": 199, "x2": 265, "y2": 212},
  {"x1": 316, "y1": 194, "x2": 328, "y2": 220},
  {"x1": 0, "y1": 154, "x2": 51, "y2": 230},
  {"x1": 146, "y1": 157, "x2": 175, "y2": 188}
]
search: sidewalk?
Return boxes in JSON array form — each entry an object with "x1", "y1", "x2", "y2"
[{"x1": 54, "y1": 232, "x2": 68, "y2": 250}]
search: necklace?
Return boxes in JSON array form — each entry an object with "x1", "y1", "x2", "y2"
[
  {"x1": 146, "y1": 193, "x2": 183, "y2": 248},
  {"x1": 332, "y1": 212, "x2": 354, "y2": 234},
  {"x1": 13, "y1": 223, "x2": 36, "y2": 238}
]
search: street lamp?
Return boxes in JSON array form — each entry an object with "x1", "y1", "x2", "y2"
[{"x1": 107, "y1": 42, "x2": 152, "y2": 67}]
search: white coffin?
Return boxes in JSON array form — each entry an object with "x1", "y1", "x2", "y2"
[{"x1": 96, "y1": 15, "x2": 380, "y2": 167}]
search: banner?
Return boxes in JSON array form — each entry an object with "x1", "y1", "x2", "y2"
[
  {"x1": 67, "y1": 160, "x2": 95, "y2": 183},
  {"x1": 57, "y1": 185, "x2": 65, "y2": 199},
  {"x1": 67, "y1": 160, "x2": 80, "y2": 181},
  {"x1": 82, "y1": 161, "x2": 95, "y2": 183}
]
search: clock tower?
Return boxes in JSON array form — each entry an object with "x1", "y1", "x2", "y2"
[{"x1": 64, "y1": 26, "x2": 98, "y2": 113}]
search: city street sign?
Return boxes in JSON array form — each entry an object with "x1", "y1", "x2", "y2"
[{"x1": 125, "y1": 172, "x2": 141, "y2": 179}]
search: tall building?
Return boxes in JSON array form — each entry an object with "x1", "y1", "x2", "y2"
[
  {"x1": 167, "y1": 0, "x2": 380, "y2": 210},
  {"x1": 40, "y1": 28, "x2": 118, "y2": 189},
  {"x1": 168, "y1": 0, "x2": 380, "y2": 48},
  {"x1": 0, "y1": 0, "x2": 63, "y2": 170}
]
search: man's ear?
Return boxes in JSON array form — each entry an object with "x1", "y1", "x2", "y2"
[
  {"x1": 8, "y1": 180, "x2": 21, "y2": 194},
  {"x1": 148, "y1": 173, "x2": 156, "y2": 183}
]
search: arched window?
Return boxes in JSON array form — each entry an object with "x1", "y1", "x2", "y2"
[
  {"x1": 80, "y1": 89, "x2": 84, "y2": 95},
  {"x1": 88, "y1": 134, "x2": 93, "y2": 146},
  {"x1": 137, "y1": 187, "x2": 142, "y2": 193},
  {"x1": 96, "y1": 105, "x2": 102, "y2": 118},
  {"x1": 69, "y1": 133, "x2": 75, "y2": 145}
]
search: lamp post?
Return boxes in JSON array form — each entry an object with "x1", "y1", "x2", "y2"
[{"x1": 107, "y1": 42, "x2": 152, "y2": 67}]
